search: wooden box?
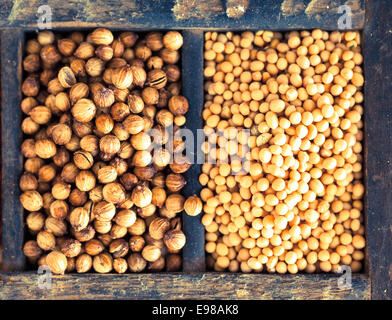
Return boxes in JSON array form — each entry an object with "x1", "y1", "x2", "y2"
[{"x1": 0, "y1": 0, "x2": 391, "y2": 300}]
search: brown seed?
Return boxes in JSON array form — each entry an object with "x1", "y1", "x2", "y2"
[
  {"x1": 128, "y1": 94, "x2": 145, "y2": 114},
  {"x1": 137, "y1": 203, "x2": 157, "y2": 219},
  {"x1": 102, "y1": 182, "x2": 126, "y2": 204},
  {"x1": 163, "y1": 31, "x2": 183, "y2": 51},
  {"x1": 148, "y1": 256, "x2": 166, "y2": 271},
  {"x1": 166, "y1": 254, "x2": 182, "y2": 271},
  {"x1": 40, "y1": 45, "x2": 62, "y2": 65},
  {"x1": 54, "y1": 92, "x2": 71, "y2": 112},
  {"x1": 23, "y1": 240, "x2": 43, "y2": 258},
  {"x1": 70, "y1": 58, "x2": 86, "y2": 77},
  {"x1": 80, "y1": 135, "x2": 99, "y2": 154},
  {"x1": 71, "y1": 99, "x2": 96, "y2": 122},
  {"x1": 69, "y1": 207, "x2": 90, "y2": 231},
  {"x1": 145, "y1": 32, "x2": 164, "y2": 51},
  {"x1": 110, "y1": 224, "x2": 128, "y2": 239},
  {"x1": 73, "y1": 150, "x2": 94, "y2": 169},
  {"x1": 85, "y1": 239, "x2": 105, "y2": 256},
  {"x1": 141, "y1": 244, "x2": 161, "y2": 262},
  {"x1": 21, "y1": 97, "x2": 38, "y2": 115},
  {"x1": 166, "y1": 173, "x2": 186, "y2": 192},
  {"x1": 93, "y1": 252, "x2": 113, "y2": 273},
  {"x1": 61, "y1": 239, "x2": 82, "y2": 258},
  {"x1": 26, "y1": 212, "x2": 45, "y2": 232},
  {"x1": 160, "y1": 48, "x2": 180, "y2": 64},
  {"x1": 111, "y1": 65, "x2": 133, "y2": 89},
  {"x1": 45, "y1": 217, "x2": 67, "y2": 236},
  {"x1": 132, "y1": 150, "x2": 152, "y2": 167},
  {"x1": 97, "y1": 165, "x2": 118, "y2": 184},
  {"x1": 20, "y1": 190, "x2": 43, "y2": 211},
  {"x1": 147, "y1": 69, "x2": 167, "y2": 89},
  {"x1": 21, "y1": 139, "x2": 36, "y2": 158},
  {"x1": 49, "y1": 200, "x2": 69, "y2": 219},
  {"x1": 95, "y1": 45, "x2": 114, "y2": 61},
  {"x1": 20, "y1": 172, "x2": 38, "y2": 191},
  {"x1": 51, "y1": 123, "x2": 72, "y2": 145},
  {"x1": 131, "y1": 183, "x2": 152, "y2": 208},
  {"x1": 93, "y1": 87, "x2": 115, "y2": 109},
  {"x1": 93, "y1": 200, "x2": 116, "y2": 222},
  {"x1": 46, "y1": 251, "x2": 68, "y2": 274},
  {"x1": 35, "y1": 139, "x2": 57, "y2": 159},
  {"x1": 184, "y1": 195, "x2": 203, "y2": 217},
  {"x1": 51, "y1": 182, "x2": 71, "y2": 200},
  {"x1": 114, "y1": 209, "x2": 137, "y2": 228},
  {"x1": 164, "y1": 64, "x2": 181, "y2": 82},
  {"x1": 134, "y1": 165, "x2": 156, "y2": 181},
  {"x1": 151, "y1": 187, "x2": 166, "y2": 208},
  {"x1": 119, "y1": 31, "x2": 138, "y2": 47},
  {"x1": 164, "y1": 229, "x2": 186, "y2": 251},
  {"x1": 76, "y1": 254, "x2": 93, "y2": 273},
  {"x1": 113, "y1": 258, "x2": 128, "y2": 273},
  {"x1": 61, "y1": 163, "x2": 79, "y2": 183},
  {"x1": 75, "y1": 170, "x2": 96, "y2": 191},
  {"x1": 147, "y1": 56, "x2": 164, "y2": 70},
  {"x1": 57, "y1": 38, "x2": 76, "y2": 56},
  {"x1": 23, "y1": 54, "x2": 40, "y2": 72},
  {"x1": 170, "y1": 155, "x2": 192, "y2": 173},
  {"x1": 68, "y1": 83, "x2": 89, "y2": 105},
  {"x1": 72, "y1": 121, "x2": 93, "y2": 138},
  {"x1": 85, "y1": 57, "x2": 105, "y2": 77},
  {"x1": 91, "y1": 28, "x2": 114, "y2": 45},
  {"x1": 135, "y1": 43, "x2": 152, "y2": 61},
  {"x1": 95, "y1": 114, "x2": 114, "y2": 134},
  {"x1": 110, "y1": 157, "x2": 128, "y2": 176},
  {"x1": 131, "y1": 65, "x2": 147, "y2": 87},
  {"x1": 110, "y1": 102, "x2": 130, "y2": 122},
  {"x1": 38, "y1": 30, "x2": 55, "y2": 45},
  {"x1": 99, "y1": 134, "x2": 121, "y2": 154},
  {"x1": 109, "y1": 239, "x2": 129, "y2": 258},
  {"x1": 131, "y1": 132, "x2": 151, "y2": 151},
  {"x1": 128, "y1": 253, "x2": 147, "y2": 272},
  {"x1": 149, "y1": 217, "x2": 170, "y2": 240},
  {"x1": 142, "y1": 87, "x2": 159, "y2": 105},
  {"x1": 156, "y1": 109, "x2": 174, "y2": 127},
  {"x1": 123, "y1": 114, "x2": 145, "y2": 135},
  {"x1": 37, "y1": 230, "x2": 56, "y2": 251},
  {"x1": 168, "y1": 95, "x2": 189, "y2": 116},
  {"x1": 73, "y1": 225, "x2": 95, "y2": 242},
  {"x1": 129, "y1": 235, "x2": 146, "y2": 251},
  {"x1": 165, "y1": 193, "x2": 185, "y2": 213},
  {"x1": 112, "y1": 39, "x2": 125, "y2": 57},
  {"x1": 52, "y1": 147, "x2": 69, "y2": 167},
  {"x1": 69, "y1": 189, "x2": 87, "y2": 207},
  {"x1": 22, "y1": 75, "x2": 40, "y2": 97},
  {"x1": 58, "y1": 66, "x2": 76, "y2": 88},
  {"x1": 74, "y1": 42, "x2": 95, "y2": 59}
]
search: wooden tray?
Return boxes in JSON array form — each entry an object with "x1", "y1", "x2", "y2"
[{"x1": 1, "y1": 0, "x2": 391, "y2": 300}]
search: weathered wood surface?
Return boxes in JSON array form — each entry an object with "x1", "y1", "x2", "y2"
[
  {"x1": 364, "y1": 0, "x2": 392, "y2": 301},
  {"x1": 1, "y1": 30, "x2": 25, "y2": 272},
  {"x1": 0, "y1": 0, "x2": 365, "y2": 30},
  {"x1": 181, "y1": 30, "x2": 205, "y2": 272},
  {"x1": 0, "y1": 272, "x2": 370, "y2": 300},
  {"x1": 0, "y1": 31, "x2": 2, "y2": 269}
]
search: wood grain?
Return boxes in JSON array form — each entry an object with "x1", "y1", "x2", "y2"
[
  {"x1": 0, "y1": 272, "x2": 370, "y2": 300},
  {"x1": 0, "y1": 31, "x2": 2, "y2": 270},
  {"x1": 0, "y1": 0, "x2": 365, "y2": 30},
  {"x1": 364, "y1": 0, "x2": 392, "y2": 300},
  {"x1": 1, "y1": 30, "x2": 25, "y2": 272},
  {"x1": 181, "y1": 30, "x2": 205, "y2": 272}
]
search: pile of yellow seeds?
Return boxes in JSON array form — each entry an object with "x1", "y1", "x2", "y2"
[{"x1": 201, "y1": 30, "x2": 365, "y2": 273}]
